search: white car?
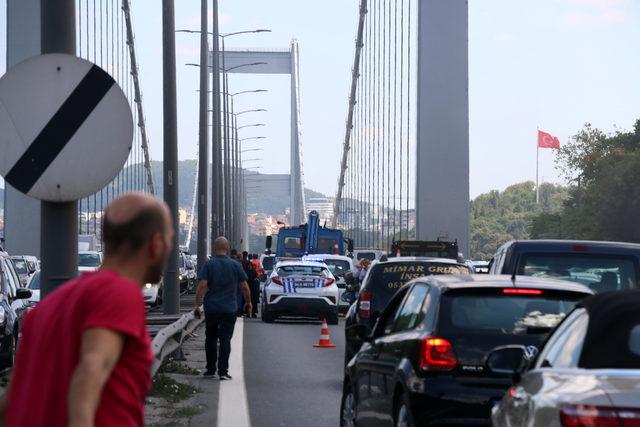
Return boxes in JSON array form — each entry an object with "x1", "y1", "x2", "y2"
[
  {"x1": 352, "y1": 249, "x2": 386, "y2": 262},
  {"x1": 78, "y1": 251, "x2": 102, "y2": 273},
  {"x1": 302, "y1": 255, "x2": 354, "y2": 314},
  {"x1": 27, "y1": 271, "x2": 41, "y2": 304},
  {"x1": 261, "y1": 261, "x2": 340, "y2": 324},
  {"x1": 143, "y1": 280, "x2": 163, "y2": 307}
]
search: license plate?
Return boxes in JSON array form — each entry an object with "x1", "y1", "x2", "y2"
[{"x1": 295, "y1": 282, "x2": 316, "y2": 288}]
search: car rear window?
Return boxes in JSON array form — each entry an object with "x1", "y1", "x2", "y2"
[
  {"x1": 365, "y1": 261, "x2": 470, "y2": 311},
  {"x1": 518, "y1": 254, "x2": 638, "y2": 293},
  {"x1": 262, "y1": 257, "x2": 275, "y2": 271},
  {"x1": 439, "y1": 289, "x2": 586, "y2": 336},
  {"x1": 277, "y1": 265, "x2": 328, "y2": 277}
]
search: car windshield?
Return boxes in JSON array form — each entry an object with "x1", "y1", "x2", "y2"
[
  {"x1": 321, "y1": 259, "x2": 351, "y2": 277},
  {"x1": 12, "y1": 259, "x2": 28, "y2": 275},
  {"x1": 277, "y1": 265, "x2": 328, "y2": 277},
  {"x1": 365, "y1": 261, "x2": 471, "y2": 312},
  {"x1": 78, "y1": 253, "x2": 101, "y2": 267},
  {"x1": 519, "y1": 254, "x2": 638, "y2": 293},
  {"x1": 318, "y1": 238, "x2": 339, "y2": 253},
  {"x1": 28, "y1": 272, "x2": 40, "y2": 290},
  {"x1": 440, "y1": 291, "x2": 585, "y2": 335}
]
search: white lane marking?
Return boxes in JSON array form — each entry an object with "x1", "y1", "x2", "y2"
[{"x1": 217, "y1": 318, "x2": 251, "y2": 427}]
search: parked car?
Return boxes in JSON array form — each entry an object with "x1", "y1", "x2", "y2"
[
  {"x1": 344, "y1": 257, "x2": 471, "y2": 365},
  {"x1": 0, "y1": 251, "x2": 32, "y2": 369},
  {"x1": 78, "y1": 251, "x2": 102, "y2": 273},
  {"x1": 143, "y1": 279, "x2": 163, "y2": 307},
  {"x1": 490, "y1": 289, "x2": 640, "y2": 427},
  {"x1": 179, "y1": 252, "x2": 196, "y2": 292},
  {"x1": 10, "y1": 255, "x2": 38, "y2": 287},
  {"x1": 489, "y1": 240, "x2": 640, "y2": 293},
  {"x1": 261, "y1": 260, "x2": 340, "y2": 324},
  {"x1": 340, "y1": 274, "x2": 592, "y2": 427},
  {"x1": 303, "y1": 255, "x2": 354, "y2": 314}
]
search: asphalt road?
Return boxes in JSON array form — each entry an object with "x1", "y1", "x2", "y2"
[{"x1": 243, "y1": 317, "x2": 346, "y2": 427}]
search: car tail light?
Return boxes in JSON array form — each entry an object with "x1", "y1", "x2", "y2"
[
  {"x1": 271, "y1": 276, "x2": 282, "y2": 285},
  {"x1": 420, "y1": 337, "x2": 457, "y2": 371},
  {"x1": 358, "y1": 290, "x2": 372, "y2": 319},
  {"x1": 560, "y1": 405, "x2": 640, "y2": 427},
  {"x1": 323, "y1": 278, "x2": 335, "y2": 287},
  {"x1": 503, "y1": 288, "x2": 542, "y2": 295}
]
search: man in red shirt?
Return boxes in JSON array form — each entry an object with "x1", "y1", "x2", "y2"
[{"x1": 0, "y1": 192, "x2": 173, "y2": 427}]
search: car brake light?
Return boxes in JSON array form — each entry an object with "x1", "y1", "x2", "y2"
[
  {"x1": 503, "y1": 288, "x2": 542, "y2": 295},
  {"x1": 560, "y1": 405, "x2": 636, "y2": 427},
  {"x1": 358, "y1": 290, "x2": 372, "y2": 319},
  {"x1": 420, "y1": 337, "x2": 457, "y2": 371},
  {"x1": 323, "y1": 278, "x2": 335, "y2": 287},
  {"x1": 272, "y1": 276, "x2": 282, "y2": 285}
]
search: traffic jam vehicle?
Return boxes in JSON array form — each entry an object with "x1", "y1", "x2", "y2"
[
  {"x1": 489, "y1": 239, "x2": 640, "y2": 293},
  {"x1": 302, "y1": 254, "x2": 354, "y2": 314},
  {"x1": 344, "y1": 257, "x2": 471, "y2": 365},
  {"x1": 490, "y1": 289, "x2": 640, "y2": 427},
  {"x1": 340, "y1": 275, "x2": 593, "y2": 427},
  {"x1": 261, "y1": 260, "x2": 340, "y2": 324}
]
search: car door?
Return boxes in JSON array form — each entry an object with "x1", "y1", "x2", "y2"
[
  {"x1": 374, "y1": 284, "x2": 430, "y2": 425},
  {"x1": 503, "y1": 309, "x2": 589, "y2": 427},
  {"x1": 356, "y1": 286, "x2": 410, "y2": 427}
]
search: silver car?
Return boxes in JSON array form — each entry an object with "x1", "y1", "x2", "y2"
[{"x1": 489, "y1": 290, "x2": 640, "y2": 427}]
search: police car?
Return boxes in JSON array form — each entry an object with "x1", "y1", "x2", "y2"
[
  {"x1": 301, "y1": 255, "x2": 354, "y2": 314},
  {"x1": 261, "y1": 260, "x2": 340, "y2": 324}
]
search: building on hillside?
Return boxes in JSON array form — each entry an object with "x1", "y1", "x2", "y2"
[{"x1": 306, "y1": 197, "x2": 334, "y2": 225}]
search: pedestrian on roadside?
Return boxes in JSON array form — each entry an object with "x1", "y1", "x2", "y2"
[
  {"x1": 194, "y1": 237, "x2": 252, "y2": 379},
  {"x1": 241, "y1": 251, "x2": 260, "y2": 318},
  {"x1": 0, "y1": 193, "x2": 173, "y2": 427}
]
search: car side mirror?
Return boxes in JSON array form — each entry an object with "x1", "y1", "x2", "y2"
[
  {"x1": 346, "y1": 239, "x2": 354, "y2": 253},
  {"x1": 486, "y1": 345, "x2": 530, "y2": 378},
  {"x1": 15, "y1": 288, "x2": 33, "y2": 300}
]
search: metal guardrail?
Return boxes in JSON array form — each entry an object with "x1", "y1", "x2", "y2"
[{"x1": 150, "y1": 306, "x2": 204, "y2": 377}]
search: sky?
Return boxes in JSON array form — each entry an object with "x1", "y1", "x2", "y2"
[{"x1": 1, "y1": 0, "x2": 639, "y2": 199}]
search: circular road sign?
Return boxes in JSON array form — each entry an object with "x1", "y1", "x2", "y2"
[{"x1": 0, "y1": 53, "x2": 133, "y2": 202}]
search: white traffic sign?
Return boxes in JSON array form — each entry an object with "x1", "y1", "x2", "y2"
[{"x1": 0, "y1": 53, "x2": 133, "y2": 202}]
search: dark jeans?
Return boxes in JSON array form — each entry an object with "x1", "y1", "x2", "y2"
[
  {"x1": 205, "y1": 312, "x2": 237, "y2": 375},
  {"x1": 250, "y1": 281, "x2": 260, "y2": 316}
]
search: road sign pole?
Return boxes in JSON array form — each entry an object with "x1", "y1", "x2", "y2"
[
  {"x1": 163, "y1": 0, "x2": 180, "y2": 315},
  {"x1": 40, "y1": 0, "x2": 78, "y2": 298}
]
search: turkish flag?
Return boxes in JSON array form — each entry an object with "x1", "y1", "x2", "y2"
[{"x1": 537, "y1": 130, "x2": 561, "y2": 149}]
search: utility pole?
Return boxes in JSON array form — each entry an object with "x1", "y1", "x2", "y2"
[
  {"x1": 163, "y1": 0, "x2": 180, "y2": 314},
  {"x1": 211, "y1": 0, "x2": 223, "y2": 244},
  {"x1": 196, "y1": 0, "x2": 209, "y2": 272},
  {"x1": 39, "y1": 0, "x2": 78, "y2": 297}
]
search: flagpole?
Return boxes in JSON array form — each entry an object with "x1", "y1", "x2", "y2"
[{"x1": 536, "y1": 127, "x2": 540, "y2": 204}]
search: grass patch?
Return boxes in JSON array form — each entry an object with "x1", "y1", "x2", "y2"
[
  {"x1": 159, "y1": 359, "x2": 200, "y2": 375},
  {"x1": 173, "y1": 405, "x2": 204, "y2": 418},
  {"x1": 149, "y1": 374, "x2": 198, "y2": 404}
]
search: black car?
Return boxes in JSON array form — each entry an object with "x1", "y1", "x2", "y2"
[
  {"x1": 340, "y1": 274, "x2": 592, "y2": 426},
  {"x1": 344, "y1": 257, "x2": 471, "y2": 365},
  {"x1": 489, "y1": 239, "x2": 640, "y2": 293},
  {"x1": 0, "y1": 251, "x2": 32, "y2": 369}
]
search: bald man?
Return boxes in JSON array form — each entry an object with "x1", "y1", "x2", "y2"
[{"x1": 1, "y1": 193, "x2": 173, "y2": 427}]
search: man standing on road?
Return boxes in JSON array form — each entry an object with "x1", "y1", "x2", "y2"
[
  {"x1": 194, "y1": 237, "x2": 251, "y2": 379},
  {"x1": 0, "y1": 193, "x2": 173, "y2": 427},
  {"x1": 241, "y1": 251, "x2": 260, "y2": 318}
]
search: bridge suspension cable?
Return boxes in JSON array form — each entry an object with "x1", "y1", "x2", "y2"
[
  {"x1": 333, "y1": 0, "x2": 416, "y2": 250},
  {"x1": 76, "y1": 0, "x2": 155, "y2": 237}
]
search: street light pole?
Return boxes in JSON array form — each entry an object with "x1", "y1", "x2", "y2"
[
  {"x1": 162, "y1": 0, "x2": 180, "y2": 314},
  {"x1": 196, "y1": 0, "x2": 209, "y2": 270},
  {"x1": 211, "y1": 0, "x2": 223, "y2": 245}
]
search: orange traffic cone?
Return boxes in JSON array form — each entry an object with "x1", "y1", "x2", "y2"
[{"x1": 313, "y1": 319, "x2": 337, "y2": 348}]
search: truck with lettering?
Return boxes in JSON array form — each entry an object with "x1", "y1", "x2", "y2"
[
  {"x1": 343, "y1": 256, "x2": 470, "y2": 365},
  {"x1": 266, "y1": 210, "x2": 352, "y2": 258}
]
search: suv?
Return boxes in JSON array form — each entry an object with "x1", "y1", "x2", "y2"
[
  {"x1": 489, "y1": 240, "x2": 640, "y2": 293},
  {"x1": 261, "y1": 261, "x2": 340, "y2": 324},
  {"x1": 344, "y1": 257, "x2": 471, "y2": 364},
  {"x1": 340, "y1": 274, "x2": 592, "y2": 426},
  {"x1": 0, "y1": 251, "x2": 32, "y2": 369}
]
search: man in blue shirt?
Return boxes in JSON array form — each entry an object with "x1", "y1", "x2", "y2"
[{"x1": 194, "y1": 237, "x2": 251, "y2": 379}]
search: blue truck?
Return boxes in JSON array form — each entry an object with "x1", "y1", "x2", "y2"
[{"x1": 267, "y1": 211, "x2": 352, "y2": 258}]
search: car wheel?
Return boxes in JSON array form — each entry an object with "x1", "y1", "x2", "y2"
[
  {"x1": 340, "y1": 382, "x2": 357, "y2": 427},
  {"x1": 394, "y1": 391, "x2": 414, "y2": 427}
]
